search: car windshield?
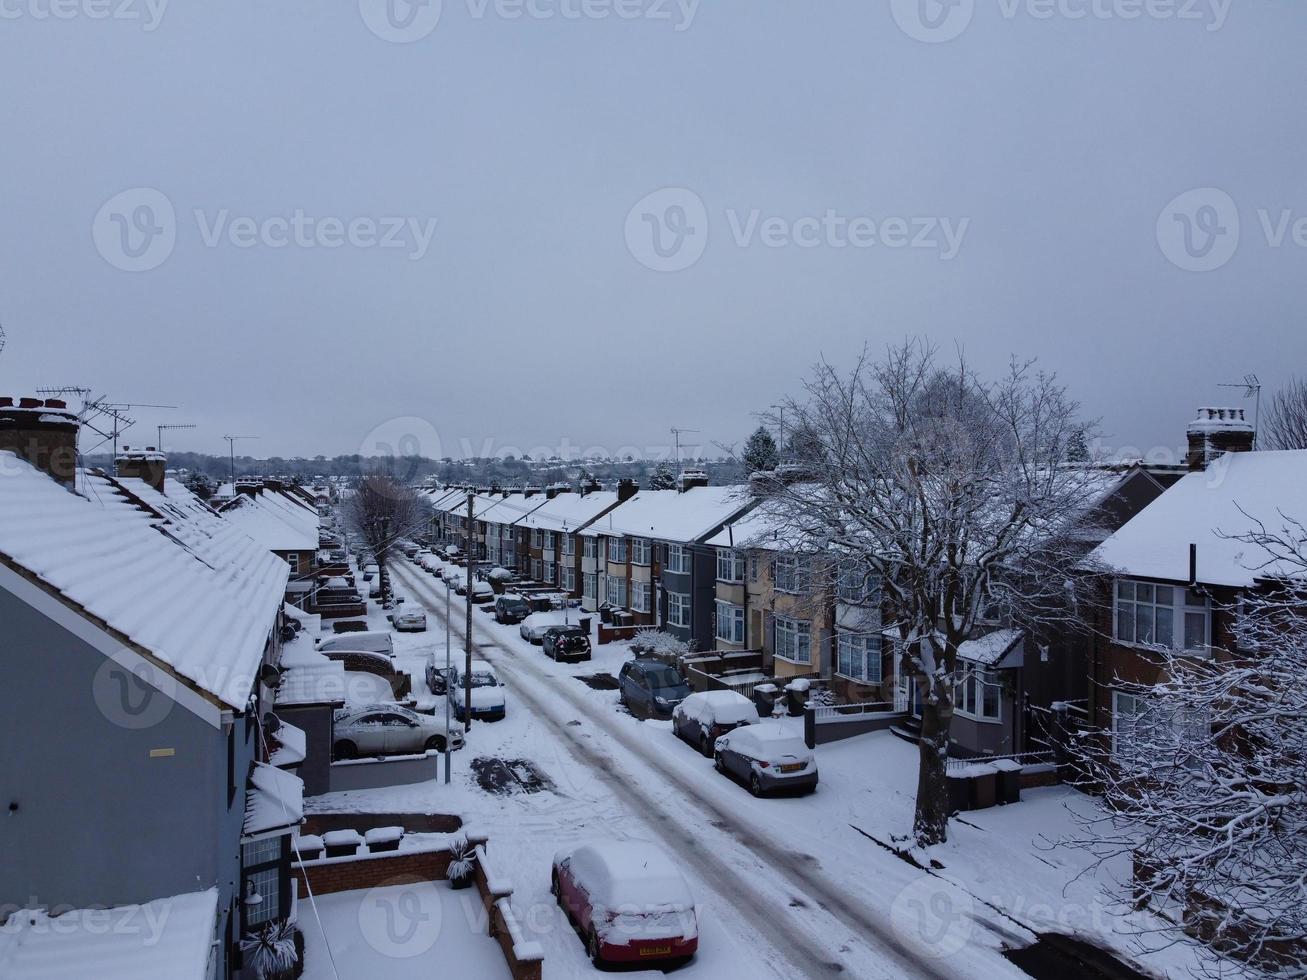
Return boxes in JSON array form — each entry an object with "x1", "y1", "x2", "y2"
[
  {"x1": 642, "y1": 665, "x2": 683, "y2": 689},
  {"x1": 467, "y1": 671, "x2": 497, "y2": 688},
  {"x1": 504, "y1": 599, "x2": 529, "y2": 613}
]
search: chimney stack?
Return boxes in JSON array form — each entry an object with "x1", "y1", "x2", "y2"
[
  {"x1": 616, "y1": 478, "x2": 639, "y2": 502},
  {"x1": 0, "y1": 397, "x2": 80, "y2": 487},
  {"x1": 1186, "y1": 407, "x2": 1255, "y2": 471},
  {"x1": 115, "y1": 445, "x2": 167, "y2": 493},
  {"x1": 677, "y1": 468, "x2": 710, "y2": 493}
]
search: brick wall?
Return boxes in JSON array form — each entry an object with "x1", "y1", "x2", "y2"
[{"x1": 292, "y1": 847, "x2": 452, "y2": 896}]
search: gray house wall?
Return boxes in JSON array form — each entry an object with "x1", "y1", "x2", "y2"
[{"x1": 0, "y1": 584, "x2": 252, "y2": 975}]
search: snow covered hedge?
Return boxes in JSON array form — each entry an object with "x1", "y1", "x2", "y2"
[{"x1": 629, "y1": 629, "x2": 691, "y2": 661}]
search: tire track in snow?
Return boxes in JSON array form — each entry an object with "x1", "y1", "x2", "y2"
[{"x1": 395, "y1": 563, "x2": 950, "y2": 980}]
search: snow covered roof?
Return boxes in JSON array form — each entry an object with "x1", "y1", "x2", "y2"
[
  {"x1": 705, "y1": 493, "x2": 818, "y2": 552},
  {"x1": 957, "y1": 628, "x2": 1025, "y2": 667},
  {"x1": 275, "y1": 659, "x2": 348, "y2": 706},
  {"x1": 218, "y1": 490, "x2": 319, "y2": 552},
  {"x1": 581, "y1": 486, "x2": 753, "y2": 543},
  {"x1": 244, "y1": 761, "x2": 304, "y2": 836},
  {"x1": 1090, "y1": 450, "x2": 1307, "y2": 587},
  {"x1": 0, "y1": 454, "x2": 288, "y2": 711},
  {"x1": 269, "y1": 720, "x2": 307, "y2": 767},
  {"x1": 0, "y1": 888, "x2": 218, "y2": 980},
  {"x1": 510, "y1": 491, "x2": 621, "y2": 533}
]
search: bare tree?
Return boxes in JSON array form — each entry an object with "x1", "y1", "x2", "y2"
[
  {"x1": 1069, "y1": 521, "x2": 1307, "y2": 976},
  {"x1": 1262, "y1": 377, "x2": 1307, "y2": 450},
  {"x1": 346, "y1": 475, "x2": 424, "y2": 607},
  {"x1": 759, "y1": 340, "x2": 1095, "y2": 846}
]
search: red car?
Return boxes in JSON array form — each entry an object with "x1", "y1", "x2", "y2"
[{"x1": 551, "y1": 840, "x2": 699, "y2": 967}]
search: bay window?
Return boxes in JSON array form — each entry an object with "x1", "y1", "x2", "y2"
[
  {"x1": 606, "y1": 576, "x2": 627, "y2": 607},
  {"x1": 631, "y1": 581, "x2": 651, "y2": 612},
  {"x1": 668, "y1": 591, "x2": 691, "y2": 627},
  {"x1": 716, "y1": 549, "x2": 745, "y2": 583},
  {"x1": 630, "y1": 538, "x2": 651, "y2": 565},
  {"x1": 954, "y1": 666, "x2": 1001, "y2": 722},
  {"x1": 774, "y1": 555, "x2": 810, "y2": 594},
  {"x1": 1114, "y1": 580, "x2": 1210, "y2": 652},
  {"x1": 836, "y1": 631, "x2": 881, "y2": 683},
  {"x1": 666, "y1": 544, "x2": 691, "y2": 575},
  {"x1": 607, "y1": 537, "x2": 627, "y2": 563}
]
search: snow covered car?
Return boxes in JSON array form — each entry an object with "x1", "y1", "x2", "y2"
[
  {"x1": 332, "y1": 704, "x2": 464, "y2": 758},
  {"x1": 392, "y1": 606, "x2": 427, "y2": 632},
  {"x1": 361, "y1": 563, "x2": 379, "y2": 582},
  {"x1": 520, "y1": 610, "x2": 574, "y2": 643},
  {"x1": 468, "y1": 579, "x2": 495, "y2": 604},
  {"x1": 429, "y1": 659, "x2": 507, "y2": 721},
  {"x1": 552, "y1": 840, "x2": 698, "y2": 967},
  {"x1": 672, "y1": 691, "x2": 759, "y2": 756},
  {"x1": 316, "y1": 630, "x2": 394, "y2": 658},
  {"x1": 713, "y1": 725, "x2": 818, "y2": 797},
  {"x1": 541, "y1": 625, "x2": 591, "y2": 663}
]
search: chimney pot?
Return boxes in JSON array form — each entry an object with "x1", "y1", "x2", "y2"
[
  {"x1": 18, "y1": 397, "x2": 41, "y2": 409},
  {"x1": 43, "y1": 398, "x2": 66, "y2": 410},
  {"x1": 0, "y1": 399, "x2": 80, "y2": 486},
  {"x1": 1186, "y1": 406, "x2": 1255, "y2": 471}
]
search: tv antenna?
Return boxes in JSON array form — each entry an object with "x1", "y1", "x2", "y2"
[
  {"x1": 670, "y1": 426, "x2": 700, "y2": 475},
  {"x1": 223, "y1": 434, "x2": 260, "y2": 485},
  {"x1": 157, "y1": 423, "x2": 197, "y2": 451},
  {"x1": 1217, "y1": 373, "x2": 1262, "y2": 449}
]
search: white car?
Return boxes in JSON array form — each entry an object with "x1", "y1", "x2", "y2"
[
  {"x1": 362, "y1": 563, "x2": 379, "y2": 582},
  {"x1": 332, "y1": 704, "x2": 464, "y2": 759},
  {"x1": 713, "y1": 725, "x2": 818, "y2": 797},
  {"x1": 520, "y1": 609, "x2": 575, "y2": 643},
  {"x1": 392, "y1": 606, "x2": 427, "y2": 632},
  {"x1": 672, "y1": 691, "x2": 759, "y2": 755},
  {"x1": 429, "y1": 658, "x2": 508, "y2": 721}
]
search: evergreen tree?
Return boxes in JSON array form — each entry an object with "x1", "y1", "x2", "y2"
[
  {"x1": 648, "y1": 461, "x2": 677, "y2": 490},
  {"x1": 742, "y1": 425, "x2": 780, "y2": 473}
]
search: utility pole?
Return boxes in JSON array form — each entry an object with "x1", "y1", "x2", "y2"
[
  {"x1": 223, "y1": 435, "x2": 259, "y2": 486},
  {"x1": 464, "y1": 490, "x2": 475, "y2": 731},
  {"x1": 444, "y1": 571, "x2": 452, "y2": 783}
]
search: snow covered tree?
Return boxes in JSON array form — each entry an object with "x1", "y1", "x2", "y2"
[
  {"x1": 1263, "y1": 377, "x2": 1307, "y2": 450},
  {"x1": 759, "y1": 340, "x2": 1094, "y2": 846},
  {"x1": 648, "y1": 461, "x2": 677, "y2": 490},
  {"x1": 183, "y1": 470, "x2": 216, "y2": 501},
  {"x1": 1071, "y1": 523, "x2": 1307, "y2": 976},
  {"x1": 347, "y1": 475, "x2": 423, "y2": 606},
  {"x1": 742, "y1": 425, "x2": 780, "y2": 473}
]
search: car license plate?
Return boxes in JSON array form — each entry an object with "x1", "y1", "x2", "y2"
[
  {"x1": 640, "y1": 946, "x2": 672, "y2": 957},
  {"x1": 780, "y1": 763, "x2": 803, "y2": 773}
]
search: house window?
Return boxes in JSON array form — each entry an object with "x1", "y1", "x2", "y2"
[
  {"x1": 716, "y1": 549, "x2": 744, "y2": 583},
  {"x1": 241, "y1": 836, "x2": 284, "y2": 928},
  {"x1": 531, "y1": 529, "x2": 543, "y2": 548},
  {"x1": 583, "y1": 572, "x2": 597, "y2": 599},
  {"x1": 715, "y1": 601, "x2": 745, "y2": 644},
  {"x1": 561, "y1": 566, "x2": 576, "y2": 591},
  {"x1": 562, "y1": 535, "x2": 575, "y2": 558},
  {"x1": 1111, "y1": 690, "x2": 1210, "y2": 764},
  {"x1": 583, "y1": 537, "x2": 597, "y2": 559},
  {"x1": 666, "y1": 544, "x2": 691, "y2": 575},
  {"x1": 543, "y1": 561, "x2": 555, "y2": 583},
  {"x1": 837, "y1": 563, "x2": 878, "y2": 603},
  {"x1": 836, "y1": 631, "x2": 881, "y2": 683},
  {"x1": 749, "y1": 554, "x2": 759, "y2": 581},
  {"x1": 284, "y1": 553, "x2": 299, "y2": 570},
  {"x1": 533, "y1": 560, "x2": 543, "y2": 581},
  {"x1": 1114, "y1": 581, "x2": 1210, "y2": 652},
  {"x1": 954, "y1": 666, "x2": 1001, "y2": 722},
  {"x1": 668, "y1": 592, "x2": 692, "y2": 628},
  {"x1": 631, "y1": 581, "x2": 652, "y2": 612},
  {"x1": 607, "y1": 538, "x2": 627, "y2": 563},
  {"x1": 774, "y1": 555, "x2": 810, "y2": 594},
  {"x1": 606, "y1": 576, "x2": 627, "y2": 607},
  {"x1": 774, "y1": 617, "x2": 811, "y2": 664},
  {"x1": 630, "y1": 538, "x2": 651, "y2": 566}
]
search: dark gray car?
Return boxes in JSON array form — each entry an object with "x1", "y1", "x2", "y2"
[{"x1": 617, "y1": 659, "x2": 690, "y2": 718}]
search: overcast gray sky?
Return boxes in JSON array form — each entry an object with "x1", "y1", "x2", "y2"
[{"x1": 1, "y1": 0, "x2": 1303, "y2": 464}]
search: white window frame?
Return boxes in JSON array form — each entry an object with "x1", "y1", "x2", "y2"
[
  {"x1": 562, "y1": 565, "x2": 576, "y2": 591},
  {"x1": 836, "y1": 631, "x2": 882, "y2": 683},
  {"x1": 631, "y1": 580, "x2": 652, "y2": 613},
  {"x1": 1111, "y1": 690, "x2": 1210, "y2": 764},
  {"x1": 1114, "y1": 580, "x2": 1211, "y2": 653},
  {"x1": 774, "y1": 555, "x2": 809, "y2": 595},
  {"x1": 954, "y1": 665, "x2": 1002, "y2": 723},
  {"x1": 716, "y1": 549, "x2": 744, "y2": 583},
  {"x1": 583, "y1": 537, "x2": 597, "y2": 559},
  {"x1": 837, "y1": 563, "x2": 879, "y2": 604},
  {"x1": 666, "y1": 543, "x2": 691, "y2": 575},
  {"x1": 284, "y1": 553, "x2": 299, "y2": 569},
  {"x1": 531, "y1": 528, "x2": 543, "y2": 548},
  {"x1": 607, "y1": 537, "x2": 627, "y2": 563},
  {"x1": 630, "y1": 538, "x2": 651, "y2": 566},
  {"x1": 543, "y1": 560, "x2": 555, "y2": 583},
  {"x1": 715, "y1": 601, "x2": 745, "y2": 644},
  {"x1": 583, "y1": 572, "x2": 597, "y2": 600},
  {"x1": 606, "y1": 576, "x2": 627, "y2": 608},
  {"x1": 774, "y1": 616, "x2": 811, "y2": 664},
  {"x1": 562, "y1": 534, "x2": 575, "y2": 557},
  {"x1": 668, "y1": 591, "x2": 692, "y2": 628}
]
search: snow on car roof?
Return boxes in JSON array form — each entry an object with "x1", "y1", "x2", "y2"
[
  {"x1": 564, "y1": 841, "x2": 694, "y2": 911},
  {"x1": 0, "y1": 888, "x2": 219, "y2": 980},
  {"x1": 1091, "y1": 450, "x2": 1307, "y2": 587},
  {"x1": 684, "y1": 690, "x2": 758, "y2": 722},
  {"x1": 0, "y1": 455, "x2": 288, "y2": 711},
  {"x1": 727, "y1": 724, "x2": 809, "y2": 756},
  {"x1": 583, "y1": 485, "x2": 753, "y2": 543}
]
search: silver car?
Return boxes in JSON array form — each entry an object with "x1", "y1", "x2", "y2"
[
  {"x1": 332, "y1": 704, "x2": 464, "y2": 759},
  {"x1": 392, "y1": 607, "x2": 427, "y2": 632}
]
